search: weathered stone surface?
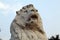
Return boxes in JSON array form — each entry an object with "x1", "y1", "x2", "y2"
[{"x1": 10, "y1": 4, "x2": 48, "y2": 40}]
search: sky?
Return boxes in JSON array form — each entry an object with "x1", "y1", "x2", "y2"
[{"x1": 0, "y1": 0, "x2": 60, "y2": 40}]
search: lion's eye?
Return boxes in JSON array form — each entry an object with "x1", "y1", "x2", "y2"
[
  {"x1": 24, "y1": 10, "x2": 27, "y2": 13},
  {"x1": 31, "y1": 9, "x2": 34, "y2": 12},
  {"x1": 36, "y1": 10, "x2": 38, "y2": 12}
]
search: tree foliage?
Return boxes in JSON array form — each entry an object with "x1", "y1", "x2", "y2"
[{"x1": 48, "y1": 35, "x2": 60, "y2": 40}]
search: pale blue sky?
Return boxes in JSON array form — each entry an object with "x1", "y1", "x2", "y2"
[{"x1": 0, "y1": 0, "x2": 60, "y2": 40}]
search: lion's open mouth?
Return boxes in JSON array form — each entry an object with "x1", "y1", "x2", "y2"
[
  {"x1": 27, "y1": 14, "x2": 38, "y2": 21},
  {"x1": 31, "y1": 14, "x2": 38, "y2": 19}
]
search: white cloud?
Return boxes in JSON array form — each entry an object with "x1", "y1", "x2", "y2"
[
  {"x1": 0, "y1": 2, "x2": 23, "y2": 16},
  {"x1": 0, "y1": 2, "x2": 10, "y2": 10}
]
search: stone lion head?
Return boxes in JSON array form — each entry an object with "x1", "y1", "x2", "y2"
[{"x1": 15, "y1": 4, "x2": 43, "y2": 33}]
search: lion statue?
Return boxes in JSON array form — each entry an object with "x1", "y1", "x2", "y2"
[{"x1": 10, "y1": 4, "x2": 48, "y2": 40}]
